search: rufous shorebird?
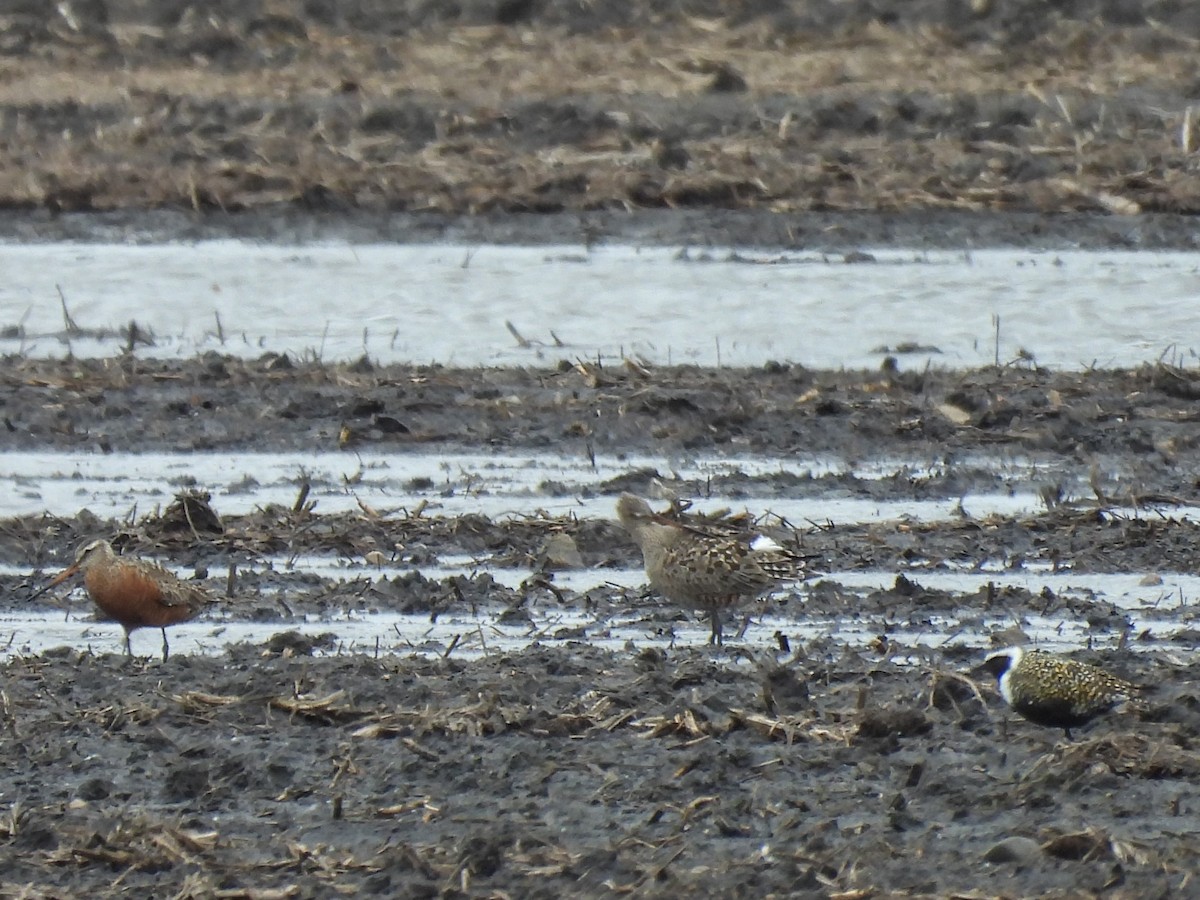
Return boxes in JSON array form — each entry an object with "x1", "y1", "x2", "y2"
[
  {"x1": 977, "y1": 647, "x2": 1144, "y2": 739},
  {"x1": 31, "y1": 539, "x2": 214, "y2": 660},
  {"x1": 616, "y1": 492, "x2": 809, "y2": 644}
]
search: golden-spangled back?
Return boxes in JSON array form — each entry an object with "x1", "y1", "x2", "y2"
[
  {"x1": 1009, "y1": 651, "x2": 1138, "y2": 714},
  {"x1": 980, "y1": 646, "x2": 1142, "y2": 737}
]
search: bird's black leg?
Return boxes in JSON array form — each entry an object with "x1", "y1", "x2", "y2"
[
  {"x1": 709, "y1": 609, "x2": 723, "y2": 646},
  {"x1": 123, "y1": 630, "x2": 133, "y2": 657},
  {"x1": 161, "y1": 627, "x2": 170, "y2": 662}
]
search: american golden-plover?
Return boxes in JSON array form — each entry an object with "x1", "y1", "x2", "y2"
[
  {"x1": 31, "y1": 539, "x2": 214, "y2": 661},
  {"x1": 979, "y1": 646, "x2": 1141, "y2": 738},
  {"x1": 616, "y1": 493, "x2": 808, "y2": 644}
]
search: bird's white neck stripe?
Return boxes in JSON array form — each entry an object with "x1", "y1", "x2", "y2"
[{"x1": 997, "y1": 668, "x2": 1015, "y2": 705}]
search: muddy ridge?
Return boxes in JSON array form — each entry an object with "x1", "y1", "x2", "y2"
[{"x1": 5, "y1": 355, "x2": 1200, "y2": 494}]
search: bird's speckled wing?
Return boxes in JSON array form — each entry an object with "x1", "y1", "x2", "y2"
[
  {"x1": 1010, "y1": 653, "x2": 1136, "y2": 715},
  {"x1": 649, "y1": 532, "x2": 800, "y2": 603}
]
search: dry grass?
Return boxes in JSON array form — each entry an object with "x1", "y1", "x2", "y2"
[
  {"x1": 0, "y1": 19, "x2": 1195, "y2": 213},
  {"x1": 0, "y1": 21, "x2": 1190, "y2": 105}
]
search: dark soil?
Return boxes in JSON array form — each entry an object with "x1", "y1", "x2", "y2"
[
  {"x1": 1, "y1": 643, "x2": 1197, "y2": 898},
  {"x1": 3, "y1": 0, "x2": 1200, "y2": 895},
  {"x1": 2, "y1": 354, "x2": 1200, "y2": 898},
  {"x1": 3, "y1": 354, "x2": 1200, "y2": 498}
]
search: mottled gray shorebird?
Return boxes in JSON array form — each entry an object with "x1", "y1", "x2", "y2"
[
  {"x1": 616, "y1": 493, "x2": 808, "y2": 645},
  {"x1": 979, "y1": 646, "x2": 1142, "y2": 739}
]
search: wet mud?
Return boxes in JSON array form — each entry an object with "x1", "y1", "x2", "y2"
[
  {"x1": 4, "y1": 354, "x2": 1200, "y2": 498},
  {"x1": 3, "y1": 0, "x2": 1200, "y2": 893},
  {"x1": 2, "y1": 644, "x2": 1198, "y2": 899},
  {"x1": 2, "y1": 356, "x2": 1200, "y2": 897}
]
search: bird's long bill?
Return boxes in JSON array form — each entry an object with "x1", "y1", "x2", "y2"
[
  {"x1": 966, "y1": 661, "x2": 994, "y2": 680},
  {"x1": 27, "y1": 564, "x2": 80, "y2": 602}
]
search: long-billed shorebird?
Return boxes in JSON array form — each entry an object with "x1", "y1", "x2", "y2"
[
  {"x1": 616, "y1": 493, "x2": 809, "y2": 644},
  {"x1": 31, "y1": 539, "x2": 214, "y2": 661},
  {"x1": 978, "y1": 646, "x2": 1142, "y2": 739}
]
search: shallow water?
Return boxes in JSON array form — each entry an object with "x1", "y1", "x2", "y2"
[
  {"x1": 2, "y1": 243, "x2": 1198, "y2": 370},
  {"x1": 0, "y1": 600, "x2": 1162, "y2": 663},
  {"x1": 10, "y1": 443, "x2": 1197, "y2": 660},
  {"x1": 6, "y1": 240, "x2": 1197, "y2": 659},
  {"x1": 11, "y1": 549, "x2": 1194, "y2": 662},
  {"x1": 255, "y1": 552, "x2": 1200, "y2": 611},
  {"x1": 1, "y1": 448, "x2": 1058, "y2": 522}
]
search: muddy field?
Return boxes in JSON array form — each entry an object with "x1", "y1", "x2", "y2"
[
  {"x1": 0, "y1": 0, "x2": 1199, "y2": 249},
  {"x1": 2, "y1": 0, "x2": 1200, "y2": 896},
  {"x1": 0, "y1": 356, "x2": 1197, "y2": 897}
]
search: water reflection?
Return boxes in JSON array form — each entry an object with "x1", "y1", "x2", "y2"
[
  {"x1": 9, "y1": 556, "x2": 1190, "y2": 661},
  {"x1": 0, "y1": 602, "x2": 1169, "y2": 663},
  {"x1": 0, "y1": 244, "x2": 1196, "y2": 369}
]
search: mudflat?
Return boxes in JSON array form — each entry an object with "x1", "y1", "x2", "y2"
[
  {"x1": 1, "y1": 356, "x2": 1198, "y2": 898},
  {"x1": 2, "y1": 1, "x2": 1199, "y2": 897}
]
